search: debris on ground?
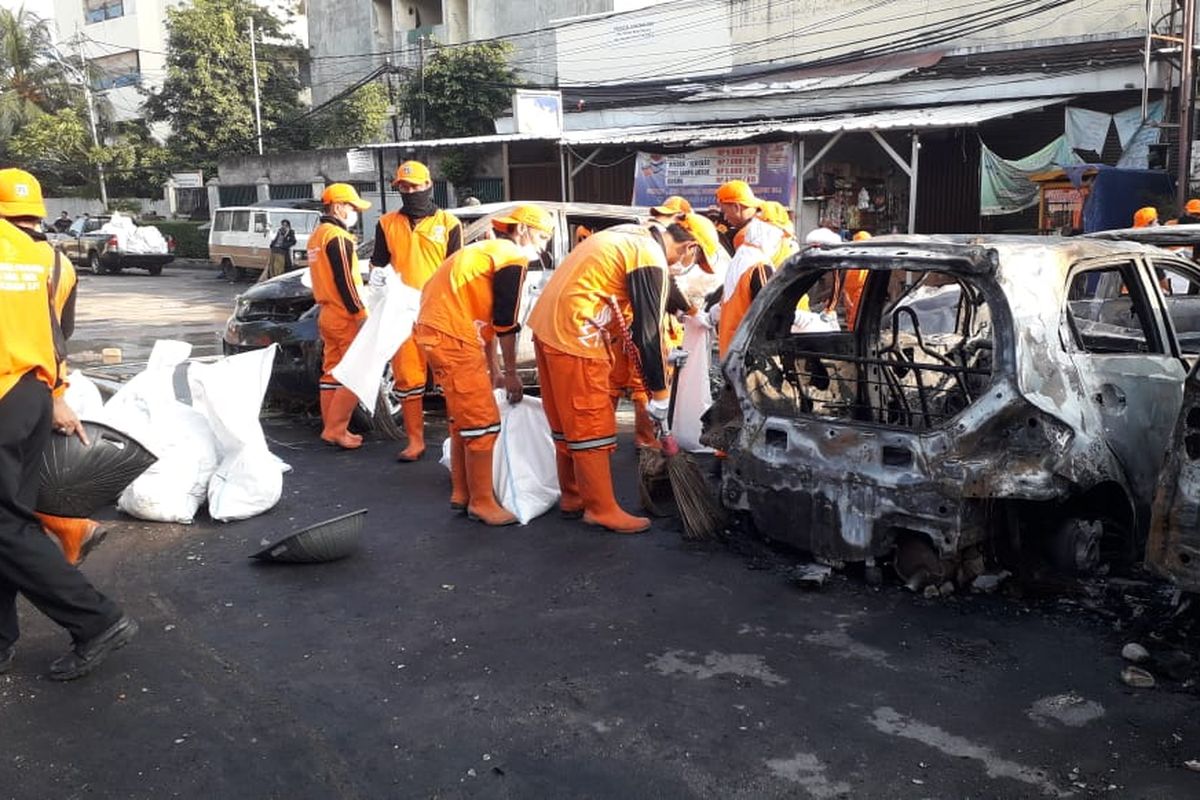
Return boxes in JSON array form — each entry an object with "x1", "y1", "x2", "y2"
[
  {"x1": 788, "y1": 563, "x2": 832, "y2": 589},
  {"x1": 971, "y1": 571, "x2": 1011, "y2": 593},
  {"x1": 1184, "y1": 760, "x2": 1200, "y2": 773},
  {"x1": 1121, "y1": 643, "x2": 1150, "y2": 663},
  {"x1": 1120, "y1": 666, "x2": 1156, "y2": 689}
]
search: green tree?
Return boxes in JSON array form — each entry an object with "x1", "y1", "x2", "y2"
[
  {"x1": 310, "y1": 82, "x2": 390, "y2": 148},
  {"x1": 407, "y1": 41, "x2": 517, "y2": 139},
  {"x1": 7, "y1": 107, "x2": 96, "y2": 179},
  {"x1": 0, "y1": 5, "x2": 78, "y2": 143},
  {"x1": 143, "y1": 0, "x2": 308, "y2": 172}
]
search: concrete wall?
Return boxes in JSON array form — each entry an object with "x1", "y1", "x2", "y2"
[
  {"x1": 42, "y1": 197, "x2": 174, "y2": 220},
  {"x1": 218, "y1": 146, "x2": 505, "y2": 185}
]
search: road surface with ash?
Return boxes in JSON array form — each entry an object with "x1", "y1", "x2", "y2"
[{"x1": 0, "y1": 413, "x2": 1196, "y2": 800}]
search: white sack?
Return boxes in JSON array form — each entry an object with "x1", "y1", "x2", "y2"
[
  {"x1": 208, "y1": 448, "x2": 283, "y2": 522},
  {"x1": 792, "y1": 310, "x2": 840, "y2": 334},
  {"x1": 64, "y1": 370, "x2": 104, "y2": 421},
  {"x1": 673, "y1": 314, "x2": 715, "y2": 453},
  {"x1": 440, "y1": 390, "x2": 560, "y2": 525},
  {"x1": 187, "y1": 345, "x2": 278, "y2": 457},
  {"x1": 124, "y1": 224, "x2": 168, "y2": 255},
  {"x1": 332, "y1": 270, "x2": 422, "y2": 413}
]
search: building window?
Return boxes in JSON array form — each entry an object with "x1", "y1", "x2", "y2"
[
  {"x1": 90, "y1": 50, "x2": 140, "y2": 90},
  {"x1": 84, "y1": 0, "x2": 126, "y2": 23}
]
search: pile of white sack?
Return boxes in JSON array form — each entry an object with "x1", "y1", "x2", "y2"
[
  {"x1": 98, "y1": 211, "x2": 169, "y2": 255},
  {"x1": 440, "y1": 389, "x2": 560, "y2": 525},
  {"x1": 76, "y1": 340, "x2": 288, "y2": 524}
]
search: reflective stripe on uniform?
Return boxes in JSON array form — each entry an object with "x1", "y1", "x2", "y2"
[
  {"x1": 459, "y1": 422, "x2": 502, "y2": 439},
  {"x1": 566, "y1": 435, "x2": 619, "y2": 451}
]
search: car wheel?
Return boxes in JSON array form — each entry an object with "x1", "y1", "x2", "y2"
[
  {"x1": 371, "y1": 367, "x2": 405, "y2": 440},
  {"x1": 88, "y1": 251, "x2": 104, "y2": 275},
  {"x1": 148, "y1": 265, "x2": 163, "y2": 276},
  {"x1": 220, "y1": 259, "x2": 235, "y2": 280}
]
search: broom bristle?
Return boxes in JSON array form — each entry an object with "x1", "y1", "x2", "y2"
[
  {"x1": 665, "y1": 452, "x2": 725, "y2": 540},
  {"x1": 637, "y1": 447, "x2": 668, "y2": 517}
]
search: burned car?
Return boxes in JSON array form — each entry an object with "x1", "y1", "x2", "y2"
[{"x1": 706, "y1": 235, "x2": 1200, "y2": 581}]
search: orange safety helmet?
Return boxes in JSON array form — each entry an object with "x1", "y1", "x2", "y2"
[
  {"x1": 853, "y1": 231, "x2": 872, "y2": 241},
  {"x1": 1186, "y1": 198, "x2": 1200, "y2": 216},
  {"x1": 1133, "y1": 206, "x2": 1159, "y2": 228},
  {"x1": 0, "y1": 168, "x2": 47, "y2": 218}
]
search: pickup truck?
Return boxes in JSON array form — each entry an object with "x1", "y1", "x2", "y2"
[{"x1": 50, "y1": 215, "x2": 176, "y2": 276}]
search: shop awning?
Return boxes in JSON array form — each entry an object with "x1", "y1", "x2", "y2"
[{"x1": 561, "y1": 97, "x2": 1071, "y2": 148}]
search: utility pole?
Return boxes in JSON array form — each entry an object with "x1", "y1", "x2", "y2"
[
  {"x1": 417, "y1": 33, "x2": 427, "y2": 137},
  {"x1": 1179, "y1": 0, "x2": 1196, "y2": 209},
  {"x1": 249, "y1": 16, "x2": 264, "y2": 156},
  {"x1": 73, "y1": 30, "x2": 108, "y2": 210},
  {"x1": 384, "y1": 60, "x2": 400, "y2": 142}
]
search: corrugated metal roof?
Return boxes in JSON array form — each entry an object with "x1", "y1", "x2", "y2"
[
  {"x1": 562, "y1": 97, "x2": 1070, "y2": 147},
  {"x1": 359, "y1": 132, "x2": 550, "y2": 150}
]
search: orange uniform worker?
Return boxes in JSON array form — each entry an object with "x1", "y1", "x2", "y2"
[
  {"x1": 715, "y1": 180, "x2": 763, "y2": 255},
  {"x1": 842, "y1": 231, "x2": 872, "y2": 329},
  {"x1": 0, "y1": 168, "x2": 136, "y2": 681},
  {"x1": 648, "y1": 195, "x2": 693, "y2": 229},
  {"x1": 310, "y1": 183, "x2": 372, "y2": 449},
  {"x1": 413, "y1": 204, "x2": 554, "y2": 527},
  {"x1": 33, "y1": 253, "x2": 108, "y2": 565},
  {"x1": 527, "y1": 213, "x2": 720, "y2": 534},
  {"x1": 369, "y1": 160, "x2": 462, "y2": 462}
]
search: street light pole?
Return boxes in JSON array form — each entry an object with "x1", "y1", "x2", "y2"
[
  {"x1": 71, "y1": 32, "x2": 108, "y2": 210},
  {"x1": 249, "y1": 16, "x2": 264, "y2": 156},
  {"x1": 1178, "y1": 0, "x2": 1196, "y2": 209}
]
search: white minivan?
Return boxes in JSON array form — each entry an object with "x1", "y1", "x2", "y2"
[{"x1": 209, "y1": 202, "x2": 321, "y2": 280}]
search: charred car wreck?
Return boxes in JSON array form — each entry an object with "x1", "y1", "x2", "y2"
[{"x1": 705, "y1": 236, "x2": 1200, "y2": 584}]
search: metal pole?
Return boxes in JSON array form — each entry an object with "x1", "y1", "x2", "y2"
[
  {"x1": 73, "y1": 31, "x2": 108, "y2": 209},
  {"x1": 792, "y1": 136, "x2": 804, "y2": 235},
  {"x1": 418, "y1": 34, "x2": 427, "y2": 138},
  {"x1": 1145, "y1": 0, "x2": 1156, "y2": 120},
  {"x1": 249, "y1": 16, "x2": 264, "y2": 156},
  {"x1": 1178, "y1": 0, "x2": 1196, "y2": 209},
  {"x1": 908, "y1": 132, "x2": 921, "y2": 234},
  {"x1": 377, "y1": 149, "x2": 388, "y2": 213},
  {"x1": 559, "y1": 145, "x2": 569, "y2": 202}
]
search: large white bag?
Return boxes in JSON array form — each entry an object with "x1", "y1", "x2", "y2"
[
  {"x1": 440, "y1": 390, "x2": 560, "y2": 525},
  {"x1": 332, "y1": 270, "x2": 422, "y2": 413},
  {"x1": 64, "y1": 370, "x2": 104, "y2": 421},
  {"x1": 672, "y1": 314, "x2": 715, "y2": 453},
  {"x1": 207, "y1": 448, "x2": 284, "y2": 522}
]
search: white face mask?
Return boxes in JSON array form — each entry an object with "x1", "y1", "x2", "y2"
[
  {"x1": 668, "y1": 261, "x2": 695, "y2": 277},
  {"x1": 343, "y1": 209, "x2": 359, "y2": 229}
]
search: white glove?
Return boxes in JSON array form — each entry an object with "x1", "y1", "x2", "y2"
[
  {"x1": 368, "y1": 267, "x2": 388, "y2": 288},
  {"x1": 646, "y1": 397, "x2": 670, "y2": 422},
  {"x1": 667, "y1": 348, "x2": 689, "y2": 368}
]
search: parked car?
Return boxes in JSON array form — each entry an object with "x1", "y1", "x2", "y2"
[
  {"x1": 222, "y1": 201, "x2": 649, "y2": 436},
  {"x1": 208, "y1": 201, "x2": 322, "y2": 281},
  {"x1": 49, "y1": 214, "x2": 175, "y2": 275},
  {"x1": 704, "y1": 234, "x2": 1200, "y2": 584}
]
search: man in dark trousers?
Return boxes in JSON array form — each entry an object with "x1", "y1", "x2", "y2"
[
  {"x1": 0, "y1": 168, "x2": 137, "y2": 681},
  {"x1": 261, "y1": 218, "x2": 297, "y2": 281}
]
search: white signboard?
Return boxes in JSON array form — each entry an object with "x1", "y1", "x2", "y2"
[
  {"x1": 555, "y1": 0, "x2": 731, "y2": 85},
  {"x1": 171, "y1": 171, "x2": 203, "y2": 189},
  {"x1": 513, "y1": 90, "x2": 563, "y2": 137},
  {"x1": 347, "y1": 149, "x2": 375, "y2": 174}
]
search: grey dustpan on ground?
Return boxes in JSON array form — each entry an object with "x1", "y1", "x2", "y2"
[
  {"x1": 36, "y1": 422, "x2": 157, "y2": 518},
  {"x1": 250, "y1": 509, "x2": 366, "y2": 563}
]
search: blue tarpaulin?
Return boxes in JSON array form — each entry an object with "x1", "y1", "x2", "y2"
[{"x1": 1064, "y1": 165, "x2": 1175, "y2": 233}]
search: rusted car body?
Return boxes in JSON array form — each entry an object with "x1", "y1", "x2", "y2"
[{"x1": 708, "y1": 236, "x2": 1200, "y2": 576}]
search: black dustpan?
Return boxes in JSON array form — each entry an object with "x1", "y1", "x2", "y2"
[
  {"x1": 36, "y1": 422, "x2": 157, "y2": 518},
  {"x1": 251, "y1": 509, "x2": 366, "y2": 563}
]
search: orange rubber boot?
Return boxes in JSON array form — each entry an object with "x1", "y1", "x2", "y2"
[
  {"x1": 320, "y1": 387, "x2": 363, "y2": 449},
  {"x1": 396, "y1": 396, "x2": 425, "y2": 462},
  {"x1": 319, "y1": 388, "x2": 333, "y2": 421},
  {"x1": 35, "y1": 513, "x2": 106, "y2": 565},
  {"x1": 574, "y1": 449, "x2": 651, "y2": 534},
  {"x1": 556, "y1": 448, "x2": 583, "y2": 519},
  {"x1": 633, "y1": 399, "x2": 660, "y2": 449},
  {"x1": 465, "y1": 447, "x2": 517, "y2": 526},
  {"x1": 449, "y1": 432, "x2": 469, "y2": 511}
]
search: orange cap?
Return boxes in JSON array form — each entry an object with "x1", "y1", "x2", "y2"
[
  {"x1": 321, "y1": 183, "x2": 371, "y2": 211},
  {"x1": 651, "y1": 195, "x2": 693, "y2": 216},
  {"x1": 1186, "y1": 199, "x2": 1200, "y2": 215},
  {"x1": 0, "y1": 168, "x2": 46, "y2": 218},
  {"x1": 1133, "y1": 206, "x2": 1158, "y2": 228},
  {"x1": 758, "y1": 201, "x2": 793, "y2": 235},
  {"x1": 675, "y1": 212, "x2": 720, "y2": 273},
  {"x1": 715, "y1": 180, "x2": 763, "y2": 208},
  {"x1": 853, "y1": 231, "x2": 872, "y2": 241},
  {"x1": 392, "y1": 160, "x2": 431, "y2": 187},
  {"x1": 491, "y1": 203, "x2": 555, "y2": 234}
]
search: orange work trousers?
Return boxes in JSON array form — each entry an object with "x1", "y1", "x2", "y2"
[
  {"x1": 534, "y1": 338, "x2": 618, "y2": 453},
  {"x1": 414, "y1": 324, "x2": 500, "y2": 451},
  {"x1": 318, "y1": 306, "x2": 363, "y2": 388},
  {"x1": 391, "y1": 336, "x2": 428, "y2": 399}
]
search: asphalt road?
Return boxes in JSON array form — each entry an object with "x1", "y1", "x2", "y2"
[{"x1": 2, "y1": 260, "x2": 1198, "y2": 799}]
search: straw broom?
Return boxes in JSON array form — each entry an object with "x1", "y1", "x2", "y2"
[{"x1": 606, "y1": 297, "x2": 725, "y2": 541}]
